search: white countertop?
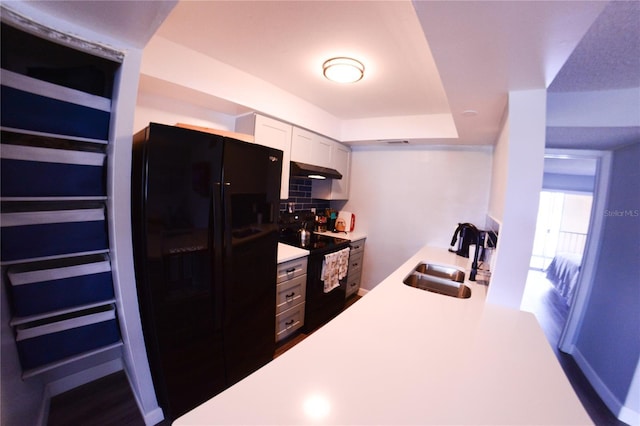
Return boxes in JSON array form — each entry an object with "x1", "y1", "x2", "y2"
[
  {"x1": 176, "y1": 245, "x2": 592, "y2": 425},
  {"x1": 315, "y1": 230, "x2": 368, "y2": 242},
  {"x1": 277, "y1": 242, "x2": 309, "y2": 263}
]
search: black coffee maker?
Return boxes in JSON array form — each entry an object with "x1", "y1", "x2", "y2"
[
  {"x1": 449, "y1": 223, "x2": 498, "y2": 281},
  {"x1": 449, "y1": 223, "x2": 480, "y2": 258}
]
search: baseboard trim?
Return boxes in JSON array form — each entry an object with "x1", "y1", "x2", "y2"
[
  {"x1": 357, "y1": 287, "x2": 369, "y2": 297},
  {"x1": 572, "y1": 347, "x2": 628, "y2": 423},
  {"x1": 142, "y1": 407, "x2": 165, "y2": 426},
  {"x1": 122, "y1": 367, "x2": 165, "y2": 426},
  {"x1": 618, "y1": 404, "x2": 640, "y2": 426}
]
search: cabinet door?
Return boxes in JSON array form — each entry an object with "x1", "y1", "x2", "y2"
[
  {"x1": 291, "y1": 127, "x2": 332, "y2": 168},
  {"x1": 290, "y1": 127, "x2": 314, "y2": 165},
  {"x1": 330, "y1": 143, "x2": 351, "y2": 199},
  {"x1": 311, "y1": 142, "x2": 351, "y2": 200},
  {"x1": 313, "y1": 134, "x2": 333, "y2": 168}
]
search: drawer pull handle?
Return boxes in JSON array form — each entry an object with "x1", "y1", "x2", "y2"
[
  {"x1": 286, "y1": 267, "x2": 295, "y2": 274},
  {"x1": 350, "y1": 282, "x2": 357, "y2": 287},
  {"x1": 285, "y1": 319, "x2": 295, "y2": 327},
  {"x1": 353, "y1": 262, "x2": 359, "y2": 267},
  {"x1": 285, "y1": 292, "x2": 295, "y2": 299}
]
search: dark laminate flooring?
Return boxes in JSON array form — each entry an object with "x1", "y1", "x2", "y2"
[
  {"x1": 48, "y1": 370, "x2": 145, "y2": 426},
  {"x1": 522, "y1": 270, "x2": 628, "y2": 426}
]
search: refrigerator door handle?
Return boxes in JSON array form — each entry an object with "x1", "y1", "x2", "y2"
[
  {"x1": 222, "y1": 181, "x2": 232, "y2": 257},
  {"x1": 212, "y1": 182, "x2": 225, "y2": 330},
  {"x1": 222, "y1": 181, "x2": 233, "y2": 328}
]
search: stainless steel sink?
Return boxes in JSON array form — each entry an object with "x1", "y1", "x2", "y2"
[
  {"x1": 403, "y1": 263, "x2": 471, "y2": 299},
  {"x1": 413, "y1": 262, "x2": 465, "y2": 283}
]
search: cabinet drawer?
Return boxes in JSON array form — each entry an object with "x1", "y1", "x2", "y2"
[
  {"x1": 275, "y1": 302, "x2": 305, "y2": 342},
  {"x1": 349, "y1": 239, "x2": 365, "y2": 255},
  {"x1": 346, "y1": 276, "x2": 360, "y2": 298},
  {"x1": 276, "y1": 274, "x2": 306, "y2": 314},
  {"x1": 348, "y1": 267, "x2": 362, "y2": 282},
  {"x1": 277, "y1": 257, "x2": 308, "y2": 284},
  {"x1": 348, "y1": 252, "x2": 364, "y2": 276}
]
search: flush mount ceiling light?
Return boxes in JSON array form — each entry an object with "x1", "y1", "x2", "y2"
[{"x1": 323, "y1": 57, "x2": 364, "y2": 83}]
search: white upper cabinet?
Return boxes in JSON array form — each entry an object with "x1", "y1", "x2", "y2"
[
  {"x1": 236, "y1": 114, "x2": 352, "y2": 200},
  {"x1": 236, "y1": 114, "x2": 291, "y2": 199},
  {"x1": 291, "y1": 127, "x2": 332, "y2": 168},
  {"x1": 311, "y1": 142, "x2": 351, "y2": 200}
]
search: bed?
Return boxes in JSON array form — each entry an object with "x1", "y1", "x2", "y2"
[{"x1": 546, "y1": 252, "x2": 582, "y2": 305}]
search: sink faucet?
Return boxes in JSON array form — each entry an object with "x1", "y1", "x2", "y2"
[{"x1": 469, "y1": 231, "x2": 484, "y2": 281}]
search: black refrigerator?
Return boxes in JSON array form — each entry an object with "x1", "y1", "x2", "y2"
[{"x1": 130, "y1": 123, "x2": 282, "y2": 421}]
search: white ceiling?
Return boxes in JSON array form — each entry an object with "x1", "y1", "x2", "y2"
[
  {"x1": 154, "y1": 1, "x2": 450, "y2": 121},
  {"x1": 4, "y1": 0, "x2": 639, "y2": 150}
]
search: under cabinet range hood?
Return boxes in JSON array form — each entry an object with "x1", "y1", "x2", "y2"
[{"x1": 290, "y1": 161, "x2": 342, "y2": 180}]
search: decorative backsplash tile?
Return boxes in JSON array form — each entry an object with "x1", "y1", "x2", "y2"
[{"x1": 279, "y1": 178, "x2": 330, "y2": 213}]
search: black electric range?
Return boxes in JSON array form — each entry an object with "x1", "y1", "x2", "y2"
[
  {"x1": 278, "y1": 211, "x2": 350, "y2": 255},
  {"x1": 279, "y1": 232, "x2": 350, "y2": 254},
  {"x1": 278, "y1": 211, "x2": 351, "y2": 333}
]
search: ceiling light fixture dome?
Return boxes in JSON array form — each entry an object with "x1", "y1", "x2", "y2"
[{"x1": 323, "y1": 57, "x2": 364, "y2": 83}]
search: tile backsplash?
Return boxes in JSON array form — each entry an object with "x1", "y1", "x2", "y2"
[{"x1": 280, "y1": 178, "x2": 330, "y2": 213}]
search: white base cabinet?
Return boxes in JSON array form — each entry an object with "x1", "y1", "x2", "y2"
[
  {"x1": 346, "y1": 238, "x2": 366, "y2": 298},
  {"x1": 275, "y1": 256, "x2": 308, "y2": 342}
]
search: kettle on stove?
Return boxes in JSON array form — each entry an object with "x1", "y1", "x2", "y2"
[{"x1": 449, "y1": 223, "x2": 480, "y2": 258}]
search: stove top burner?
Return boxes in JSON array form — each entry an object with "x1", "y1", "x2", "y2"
[
  {"x1": 279, "y1": 210, "x2": 350, "y2": 255},
  {"x1": 279, "y1": 231, "x2": 350, "y2": 254}
]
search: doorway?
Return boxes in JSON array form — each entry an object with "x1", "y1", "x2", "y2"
[
  {"x1": 520, "y1": 150, "x2": 601, "y2": 351},
  {"x1": 530, "y1": 191, "x2": 592, "y2": 271},
  {"x1": 522, "y1": 190, "x2": 593, "y2": 350}
]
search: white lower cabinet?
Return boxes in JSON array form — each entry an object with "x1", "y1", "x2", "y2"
[
  {"x1": 276, "y1": 274, "x2": 306, "y2": 314},
  {"x1": 275, "y1": 303, "x2": 306, "y2": 342},
  {"x1": 346, "y1": 238, "x2": 366, "y2": 298},
  {"x1": 275, "y1": 256, "x2": 308, "y2": 342}
]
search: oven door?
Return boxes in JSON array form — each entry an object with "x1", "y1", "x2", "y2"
[{"x1": 303, "y1": 250, "x2": 347, "y2": 333}]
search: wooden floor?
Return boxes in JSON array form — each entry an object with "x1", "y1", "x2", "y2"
[
  {"x1": 48, "y1": 370, "x2": 145, "y2": 426},
  {"x1": 522, "y1": 270, "x2": 628, "y2": 426}
]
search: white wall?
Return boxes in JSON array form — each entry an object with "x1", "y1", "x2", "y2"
[
  {"x1": 340, "y1": 146, "x2": 492, "y2": 290},
  {"x1": 488, "y1": 113, "x2": 508, "y2": 220},
  {"x1": 487, "y1": 90, "x2": 546, "y2": 309},
  {"x1": 134, "y1": 91, "x2": 237, "y2": 134},
  {"x1": 573, "y1": 142, "x2": 640, "y2": 424}
]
